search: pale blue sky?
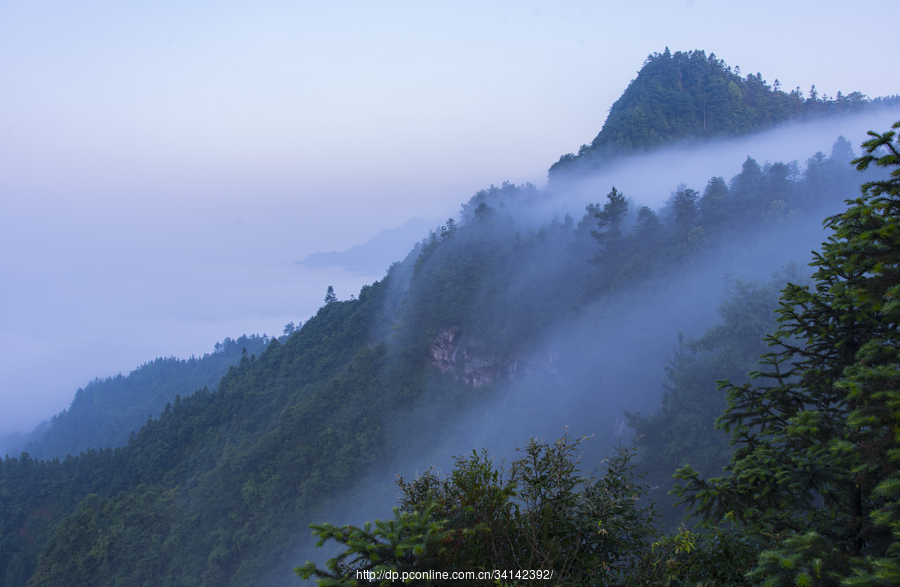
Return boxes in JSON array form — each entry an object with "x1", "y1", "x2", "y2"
[{"x1": 1, "y1": 0, "x2": 897, "y2": 434}]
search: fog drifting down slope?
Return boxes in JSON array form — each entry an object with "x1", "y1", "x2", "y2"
[
  {"x1": 285, "y1": 111, "x2": 900, "y2": 585},
  {"x1": 540, "y1": 109, "x2": 899, "y2": 217}
]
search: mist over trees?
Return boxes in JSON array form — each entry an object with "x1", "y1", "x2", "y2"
[
  {"x1": 1, "y1": 50, "x2": 898, "y2": 586},
  {"x1": 675, "y1": 121, "x2": 900, "y2": 586},
  {"x1": 298, "y1": 124, "x2": 900, "y2": 587}
]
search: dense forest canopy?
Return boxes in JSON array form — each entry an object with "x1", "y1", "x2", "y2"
[{"x1": 1, "y1": 50, "x2": 898, "y2": 587}]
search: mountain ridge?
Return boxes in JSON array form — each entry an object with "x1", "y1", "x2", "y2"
[{"x1": 296, "y1": 217, "x2": 437, "y2": 274}]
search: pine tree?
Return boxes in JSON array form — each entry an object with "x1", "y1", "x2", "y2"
[
  {"x1": 591, "y1": 187, "x2": 629, "y2": 269},
  {"x1": 674, "y1": 121, "x2": 900, "y2": 585},
  {"x1": 325, "y1": 285, "x2": 337, "y2": 305},
  {"x1": 671, "y1": 186, "x2": 700, "y2": 239},
  {"x1": 699, "y1": 176, "x2": 729, "y2": 234}
]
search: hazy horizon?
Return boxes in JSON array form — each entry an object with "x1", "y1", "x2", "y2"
[{"x1": 2, "y1": 0, "x2": 899, "y2": 435}]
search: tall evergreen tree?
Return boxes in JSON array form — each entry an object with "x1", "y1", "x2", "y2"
[
  {"x1": 634, "y1": 206, "x2": 663, "y2": 242},
  {"x1": 699, "y1": 176, "x2": 730, "y2": 234},
  {"x1": 591, "y1": 187, "x2": 628, "y2": 269},
  {"x1": 671, "y1": 187, "x2": 701, "y2": 239},
  {"x1": 731, "y1": 156, "x2": 767, "y2": 219}
]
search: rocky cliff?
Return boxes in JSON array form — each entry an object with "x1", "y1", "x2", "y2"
[{"x1": 429, "y1": 327, "x2": 561, "y2": 387}]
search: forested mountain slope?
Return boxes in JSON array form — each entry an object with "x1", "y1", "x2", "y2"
[
  {"x1": 0, "y1": 50, "x2": 894, "y2": 587},
  {"x1": 2, "y1": 135, "x2": 875, "y2": 587},
  {"x1": 0, "y1": 336, "x2": 270, "y2": 462}
]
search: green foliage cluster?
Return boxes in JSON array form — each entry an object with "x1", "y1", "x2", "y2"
[
  {"x1": 0, "y1": 448, "x2": 129, "y2": 587},
  {"x1": 28, "y1": 486, "x2": 186, "y2": 585},
  {"x1": 298, "y1": 433, "x2": 759, "y2": 586},
  {"x1": 549, "y1": 49, "x2": 886, "y2": 178}
]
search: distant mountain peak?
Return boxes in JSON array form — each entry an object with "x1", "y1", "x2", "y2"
[
  {"x1": 297, "y1": 216, "x2": 438, "y2": 274},
  {"x1": 548, "y1": 49, "x2": 877, "y2": 179}
]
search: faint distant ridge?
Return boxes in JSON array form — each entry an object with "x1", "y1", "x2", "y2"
[
  {"x1": 297, "y1": 216, "x2": 437, "y2": 274},
  {"x1": 549, "y1": 48, "x2": 899, "y2": 179}
]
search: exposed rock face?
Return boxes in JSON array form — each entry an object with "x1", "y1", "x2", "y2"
[
  {"x1": 429, "y1": 327, "x2": 461, "y2": 373},
  {"x1": 429, "y1": 327, "x2": 562, "y2": 387}
]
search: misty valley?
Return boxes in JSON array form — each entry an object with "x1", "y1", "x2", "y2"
[{"x1": 3, "y1": 49, "x2": 900, "y2": 586}]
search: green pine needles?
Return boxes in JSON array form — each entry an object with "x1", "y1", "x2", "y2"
[{"x1": 296, "y1": 502, "x2": 465, "y2": 586}]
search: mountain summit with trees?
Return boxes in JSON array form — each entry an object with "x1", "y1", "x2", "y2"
[{"x1": 549, "y1": 48, "x2": 890, "y2": 179}]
